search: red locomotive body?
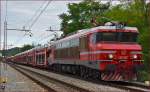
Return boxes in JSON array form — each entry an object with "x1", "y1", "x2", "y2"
[
  {"x1": 50, "y1": 25, "x2": 143, "y2": 81},
  {"x1": 10, "y1": 25, "x2": 144, "y2": 81}
]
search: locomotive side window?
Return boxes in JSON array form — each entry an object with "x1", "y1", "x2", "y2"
[
  {"x1": 80, "y1": 36, "x2": 88, "y2": 50},
  {"x1": 55, "y1": 38, "x2": 80, "y2": 59},
  {"x1": 90, "y1": 33, "x2": 96, "y2": 44}
]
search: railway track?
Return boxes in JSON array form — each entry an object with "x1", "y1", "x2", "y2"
[
  {"x1": 104, "y1": 81, "x2": 150, "y2": 92},
  {"x1": 49, "y1": 70, "x2": 150, "y2": 92},
  {"x1": 74, "y1": 74, "x2": 150, "y2": 92},
  {"x1": 9, "y1": 63, "x2": 150, "y2": 92},
  {"x1": 9, "y1": 64, "x2": 90, "y2": 92},
  {"x1": 107, "y1": 81, "x2": 150, "y2": 91}
]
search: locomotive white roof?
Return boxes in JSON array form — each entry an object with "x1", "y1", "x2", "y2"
[
  {"x1": 53, "y1": 26, "x2": 138, "y2": 44},
  {"x1": 77, "y1": 26, "x2": 138, "y2": 33}
]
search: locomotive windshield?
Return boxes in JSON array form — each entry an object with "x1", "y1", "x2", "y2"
[{"x1": 96, "y1": 32, "x2": 138, "y2": 42}]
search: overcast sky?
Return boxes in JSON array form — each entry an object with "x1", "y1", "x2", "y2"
[
  {"x1": 1, "y1": 0, "x2": 82, "y2": 49},
  {"x1": 1, "y1": 0, "x2": 121, "y2": 49}
]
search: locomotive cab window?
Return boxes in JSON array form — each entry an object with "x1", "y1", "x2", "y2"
[
  {"x1": 96, "y1": 32, "x2": 117, "y2": 42},
  {"x1": 119, "y1": 32, "x2": 138, "y2": 42},
  {"x1": 96, "y1": 32, "x2": 138, "y2": 43},
  {"x1": 90, "y1": 33, "x2": 96, "y2": 44}
]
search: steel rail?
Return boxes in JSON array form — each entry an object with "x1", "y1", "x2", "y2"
[
  {"x1": 9, "y1": 63, "x2": 91, "y2": 92},
  {"x1": 8, "y1": 62, "x2": 150, "y2": 92},
  {"x1": 103, "y1": 81, "x2": 150, "y2": 92},
  {"x1": 9, "y1": 64, "x2": 55, "y2": 92}
]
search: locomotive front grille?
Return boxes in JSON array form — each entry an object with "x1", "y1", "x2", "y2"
[
  {"x1": 119, "y1": 60, "x2": 127, "y2": 62},
  {"x1": 116, "y1": 50, "x2": 129, "y2": 60},
  {"x1": 121, "y1": 50, "x2": 127, "y2": 55}
]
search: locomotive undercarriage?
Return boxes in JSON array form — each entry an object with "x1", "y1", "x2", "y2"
[
  {"x1": 50, "y1": 64, "x2": 101, "y2": 80},
  {"x1": 49, "y1": 61, "x2": 141, "y2": 81}
]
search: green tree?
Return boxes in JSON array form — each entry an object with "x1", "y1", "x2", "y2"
[
  {"x1": 105, "y1": 0, "x2": 147, "y2": 29},
  {"x1": 3, "y1": 44, "x2": 34, "y2": 56},
  {"x1": 59, "y1": 0, "x2": 110, "y2": 35},
  {"x1": 20, "y1": 44, "x2": 34, "y2": 52}
]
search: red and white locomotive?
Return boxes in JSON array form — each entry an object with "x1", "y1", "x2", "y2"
[{"x1": 9, "y1": 23, "x2": 144, "y2": 81}]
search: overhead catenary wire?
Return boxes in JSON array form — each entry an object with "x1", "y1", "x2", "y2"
[
  {"x1": 12, "y1": 1, "x2": 47, "y2": 46},
  {"x1": 38, "y1": 33, "x2": 55, "y2": 42},
  {"x1": 12, "y1": 0, "x2": 52, "y2": 47},
  {"x1": 28, "y1": 0, "x2": 52, "y2": 30},
  {"x1": 23, "y1": 0, "x2": 47, "y2": 28},
  {"x1": 31, "y1": 26, "x2": 54, "y2": 44},
  {"x1": 32, "y1": 25, "x2": 61, "y2": 45},
  {"x1": 37, "y1": 30, "x2": 61, "y2": 45}
]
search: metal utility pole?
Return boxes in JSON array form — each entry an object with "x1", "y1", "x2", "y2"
[
  {"x1": 3, "y1": 20, "x2": 7, "y2": 72},
  {"x1": 3, "y1": 21, "x2": 7, "y2": 58},
  {"x1": 2, "y1": 20, "x2": 31, "y2": 64}
]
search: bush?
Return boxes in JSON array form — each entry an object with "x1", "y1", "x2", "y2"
[{"x1": 138, "y1": 70, "x2": 150, "y2": 82}]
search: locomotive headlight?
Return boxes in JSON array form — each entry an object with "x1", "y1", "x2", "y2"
[
  {"x1": 108, "y1": 54, "x2": 113, "y2": 59},
  {"x1": 133, "y1": 54, "x2": 137, "y2": 59}
]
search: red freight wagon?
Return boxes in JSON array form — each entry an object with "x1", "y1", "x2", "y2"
[
  {"x1": 26, "y1": 49, "x2": 35, "y2": 66},
  {"x1": 35, "y1": 46, "x2": 48, "y2": 68}
]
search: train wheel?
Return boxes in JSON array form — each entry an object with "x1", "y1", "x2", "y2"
[
  {"x1": 80, "y1": 66, "x2": 85, "y2": 78},
  {"x1": 71, "y1": 66, "x2": 76, "y2": 75},
  {"x1": 96, "y1": 70, "x2": 101, "y2": 80},
  {"x1": 85, "y1": 67, "x2": 89, "y2": 78},
  {"x1": 58, "y1": 64, "x2": 62, "y2": 72},
  {"x1": 68, "y1": 65, "x2": 71, "y2": 73},
  {"x1": 75, "y1": 66, "x2": 80, "y2": 76},
  {"x1": 81, "y1": 66, "x2": 88, "y2": 79},
  {"x1": 88, "y1": 68, "x2": 93, "y2": 78},
  {"x1": 52, "y1": 64, "x2": 56, "y2": 71}
]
